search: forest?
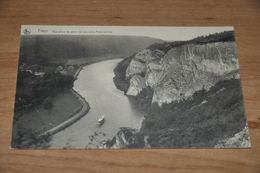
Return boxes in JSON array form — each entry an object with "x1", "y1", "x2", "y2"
[
  {"x1": 14, "y1": 70, "x2": 75, "y2": 120},
  {"x1": 132, "y1": 79, "x2": 247, "y2": 148}
]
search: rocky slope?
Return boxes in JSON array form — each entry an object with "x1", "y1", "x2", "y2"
[
  {"x1": 214, "y1": 125, "x2": 251, "y2": 148},
  {"x1": 106, "y1": 127, "x2": 139, "y2": 149},
  {"x1": 134, "y1": 78, "x2": 248, "y2": 148},
  {"x1": 124, "y1": 42, "x2": 239, "y2": 106}
]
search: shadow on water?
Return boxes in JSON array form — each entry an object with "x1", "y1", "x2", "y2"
[{"x1": 126, "y1": 95, "x2": 149, "y2": 125}]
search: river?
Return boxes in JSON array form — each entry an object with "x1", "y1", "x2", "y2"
[{"x1": 49, "y1": 59, "x2": 144, "y2": 149}]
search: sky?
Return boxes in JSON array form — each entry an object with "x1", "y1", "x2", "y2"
[{"x1": 21, "y1": 25, "x2": 234, "y2": 41}]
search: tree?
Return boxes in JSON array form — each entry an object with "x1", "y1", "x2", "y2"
[{"x1": 43, "y1": 98, "x2": 54, "y2": 114}]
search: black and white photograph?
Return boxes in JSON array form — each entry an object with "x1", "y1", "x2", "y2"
[{"x1": 11, "y1": 25, "x2": 251, "y2": 149}]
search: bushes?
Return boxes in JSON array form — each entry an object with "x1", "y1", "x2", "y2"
[
  {"x1": 134, "y1": 79, "x2": 247, "y2": 148},
  {"x1": 15, "y1": 71, "x2": 75, "y2": 114},
  {"x1": 43, "y1": 97, "x2": 54, "y2": 113}
]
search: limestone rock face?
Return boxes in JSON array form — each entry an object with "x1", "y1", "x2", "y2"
[
  {"x1": 126, "y1": 49, "x2": 164, "y2": 78},
  {"x1": 125, "y1": 42, "x2": 239, "y2": 106},
  {"x1": 126, "y1": 75, "x2": 146, "y2": 96},
  {"x1": 214, "y1": 125, "x2": 251, "y2": 148},
  {"x1": 107, "y1": 127, "x2": 138, "y2": 149},
  {"x1": 125, "y1": 59, "x2": 146, "y2": 78}
]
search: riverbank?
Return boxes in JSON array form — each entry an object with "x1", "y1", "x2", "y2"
[
  {"x1": 12, "y1": 55, "x2": 128, "y2": 149},
  {"x1": 11, "y1": 65, "x2": 90, "y2": 148},
  {"x1": 46, "y1": 55, "x2": 129, "y2": 137},
  {"x1": 40, "y1": 89, "x2": 90, "y2": 137},
  {"x1": 38, "y1": 56, "x2": 104, "y2": 136},
  {"x1": 39, "y1": 56, "x2": 127, "y2": 136},
  {"x1": 48, "y1": 59, "x2": 145, "y2": 149},
  {"x1": 11, "y1": 89, "x2": 82, "y2": 148}
]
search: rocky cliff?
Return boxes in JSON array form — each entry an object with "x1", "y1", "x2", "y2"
[
  {"x1": 106, "y1": 127, "x2": 139, "y2": 149},
  {"x1": 125, "y1": 42, "x2": 239, "y2": 106},
  {"x1": 214, "y1": 125, "x2": 251, "y2": 148},
  {"x1": 112, "y1": 32, "x2": 249, "y2": 149}
]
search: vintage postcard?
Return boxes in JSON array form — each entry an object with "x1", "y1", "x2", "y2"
[{"x1": 11, "y1": 25, "x2": 251, "y2": 149}]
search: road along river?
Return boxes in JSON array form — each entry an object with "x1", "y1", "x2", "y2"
[{"x1": 49, "y1": 59, "x2": 144, "y2": 149}]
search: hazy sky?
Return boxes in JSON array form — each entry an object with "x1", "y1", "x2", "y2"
[
  {"x1": 21, "y1": 25, "x2": 234, "y2": 41},
  {"x1": 117, "y1": 26, "x2": 234, "y2": 41}
]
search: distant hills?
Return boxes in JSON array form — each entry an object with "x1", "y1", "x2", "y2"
[
  {"x1": 148, "y1": 30, "x2": 235, "y2": 53},
  {"x1": 19, "y1": 35, "x2": 164, "y2": 65}
]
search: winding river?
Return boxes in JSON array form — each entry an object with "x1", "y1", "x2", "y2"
[{"x1": 49, "y1": 59, "x2": 144, "y2": 149}]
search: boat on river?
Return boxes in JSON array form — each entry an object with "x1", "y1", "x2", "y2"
[{"x1": 97, "y1": 115, "x2": 105, "y2": 125}]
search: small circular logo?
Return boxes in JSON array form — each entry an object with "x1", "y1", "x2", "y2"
[{"x1": 23, "y1": 28, "x2": 31, "y2": 35}]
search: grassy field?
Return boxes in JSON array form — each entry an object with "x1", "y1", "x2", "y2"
[{"x1": 11, "y1": 89, "x2": 81, "y2": 148}]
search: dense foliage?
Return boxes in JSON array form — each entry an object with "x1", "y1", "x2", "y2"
[
  {"x1": 133, "y1": 79, "x2": 246, "y2": 148},
  {"x1": 113, "y1": 54, "x2": 133, "y2": 92},
  {"x1": 14, "y1": 71, "x2": 74, "y2": 115}
]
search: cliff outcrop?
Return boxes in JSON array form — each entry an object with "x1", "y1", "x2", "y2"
[
  {"x1": 106, "y1": 127, "x2": 139, "y2": 149},
  {"x1": 125, "y1": 42, "x2": 239, "y2": 106},
  {"x1": 214, "y1": 125, "x2": 251, "y2": 148}
]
